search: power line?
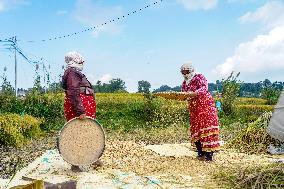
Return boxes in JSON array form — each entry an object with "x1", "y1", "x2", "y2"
[
  {"x1": 0, "y1": 1, "x2": 163, "y2": 92},
  {"x1": 0, "y1": 38, "x2": 52, "y2": 93},
  {"x1": 0, "y1": 0, "x2": 164, "y2": 66},
  {"x1": 1, "y1": 0, "x2": 163, "y2": 43},
  {"x1": 1, "y1": 39, "x2": 63, "y2": 82}
]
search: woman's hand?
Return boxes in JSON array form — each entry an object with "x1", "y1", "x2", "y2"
[
  {"x1": 79, "y1": 114, "x2": 86, "y2": 119},
  {"x1": 186, "y1": 91, "x2": 197, "y2": 99}
]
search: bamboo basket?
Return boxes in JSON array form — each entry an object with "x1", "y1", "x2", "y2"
[
  {"x1": 153, "y1": 91, "x2": 188, "y2": 101},
  {"x1": 57, "y1": 117, "x2": 105, "y2": 166}
]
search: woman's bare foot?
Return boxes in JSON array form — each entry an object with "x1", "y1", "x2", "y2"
[
  {"x1": 196, "y1": 156, "x2": 205, "y2": 161},
  {"x1": 92, "y1": 159, "x2": 103, "y2": 169},
  {"x1": 71, "y1": 165, "x2": 82, "y2": 172}
]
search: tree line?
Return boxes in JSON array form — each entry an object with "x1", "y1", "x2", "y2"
[
  {"x1": 0, "y1": 68, "x2": 283, "y2": 97},
  {"x1": 154, "y1": 79, "x2": 283, "y2": 98}
]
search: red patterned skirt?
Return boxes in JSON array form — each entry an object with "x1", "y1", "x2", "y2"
[
  {"x1": 188, "y1": 94, "x2": 220, "y2": 152},
  {"x1": 64, "y1": 93, "x2": 96, "y2": 121}
]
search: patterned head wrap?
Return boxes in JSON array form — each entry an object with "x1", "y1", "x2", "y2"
[
  {"x1": 64, "y1": 51, "x2": 85, "y2": 71},
  {"x1": 180, "y1": 62, "x2": 194, "y2": 72},
  {"x1": 180, "y1": 62, "x2": 195, "y2": 83}
]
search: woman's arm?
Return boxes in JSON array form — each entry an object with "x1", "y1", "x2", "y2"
[
  {"x1": 195, "y1": 74, "x2": 208, "y2": 96},
  {"x1": 181, "y1": 82, "x2": 197, "y2": 100},
  {"x1": 66, "y1": 71, "x2": 86, "y2": 117},
  {"x1": 187, "y1": 91, "x2": 198, "y2": 98}
]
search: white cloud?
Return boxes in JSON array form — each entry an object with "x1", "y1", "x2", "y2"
[
  {"x1": 213, "y1": 26, "x2": 284, "y2": 78},
  {"x1": 177, "y1": 0, "x2": 218, "y2": 10},
  {"x1": 0, "y1": 0, "x2": 28, "y2": 12},
  {"x1": 214, "y1": 1, "x2": 284, "y2": 81},
  {"x1": 86, "y1": 73, "x2": 113, "y2": 84},
  {"x1": 73, "y1": 0, "x2": 123, "y2": 37},
  {"x1": 99, "y1": 74, "x2": 113, "y2": 84},
  {"x1": 239, "y1": 1, "x2": 284, "y2": 30}
]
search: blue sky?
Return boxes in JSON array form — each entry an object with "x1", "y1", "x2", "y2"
[{"x1": 0, "y1": 0, "x2": 284, "y2": 92}]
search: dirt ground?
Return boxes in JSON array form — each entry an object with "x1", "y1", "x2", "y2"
[
  {"x1": 99, "y1": 140, "x2": 282, "y2": 188},
  {"x1": 2, "y1": 138, "x2": 283, "y2": 189}
]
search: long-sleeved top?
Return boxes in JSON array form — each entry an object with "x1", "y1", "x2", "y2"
[{"x1": 62, "y1": 67, "x2": 94, "y2": 116}]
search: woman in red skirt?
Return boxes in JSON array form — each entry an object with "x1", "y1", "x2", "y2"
[
  {"x1": 62, "y1": 51, "x2": 96, "y2": 121},
  {"x1": 62, "y1": 51, "x2": 101, "y2": 170},
  {"x1": 181, "y1": 63, "x2": 220, "y2": 161}
]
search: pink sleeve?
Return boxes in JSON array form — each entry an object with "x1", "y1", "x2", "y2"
[
  {"x1": 195, "y1": 74, "x2": 208, "y2": 96},
  {"x1": 181, "y1": 82, "x2": 186, "y2": 92}
]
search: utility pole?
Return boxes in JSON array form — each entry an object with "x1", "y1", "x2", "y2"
[{"x1": 14, "y1": 36, "x2": 17, "y2": 97}]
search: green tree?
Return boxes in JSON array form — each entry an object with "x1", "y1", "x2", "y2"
[
  {"x1": 33, "y1": 75, "x2": 41, "y2": 91},
  {"x1": 263, "y1": 79, "x2": 272, "y2": 88},
  {"x1": 109, "y1": 78, "x2": 126, "y2": 92},
  {"x1": 49, "y1": 82, "x2": 63, "y2": 93},
  {"x1": 153, "y1": 85, "x2": 172, "y2": 92},
  {"x1": 171, "y1": 85, "x2": 181, "y2": 92},
  {"x1": 94, "y1": 80, "x2": 102, "y2": 92},
  {"x1": 33, "y1": 64, "x2": 43, "y2": 92},
  {"x1": 138, "y1": 80, "x2": 151, "y2": 93},
  {"x1": 1, "y1": 70, "x2": 14, "y2": 96},
  {"x1": 261, "y1": 86, "x2": 281, "y2": 105}
]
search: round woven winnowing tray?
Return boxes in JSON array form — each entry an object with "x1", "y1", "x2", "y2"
[
  {"x1": 57, "y1": 117, "x2": 105, "y2": 166},
  {"x1": 154, "y1": 92, "x2": 188, "y2": 101}
]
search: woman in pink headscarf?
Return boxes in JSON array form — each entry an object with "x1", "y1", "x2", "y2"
[
  {"x1": 62, "y1": 51, "x2": 102, "y2": 170},
  {"x1": 181, "y1": 62, "x2": 220, "y2": 161},
  {"x1": 62, "y1": 51, "x2": 96, "y2": 121}
]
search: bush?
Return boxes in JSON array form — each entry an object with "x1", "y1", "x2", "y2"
[
  {"x1": 23, "y1": 92, "x2": 64, "y2": 119},
  {"x1": 261, "y1": 87, "x2": 281, "y2": 105},
  {"x1": 0, "y1": 113, "x2": 43, "y2": 146},
  {"x1": 235, "y1": 104, "x2": 274, "y2": 122},
  {"x1": 22, "y1": 92, "x2": 65, "y2": 131},
  {"x1": 0, "y1": 92, "x2": 65, "y2": 131},
  {"x1": 219, "y1": 98, "x2": 273, "y2": 126},
  {"x1": 221, "y1": 72, "x2": 241, "y2": 116},
  {"x1": 0, "y1": 94, "x2": 22, "y2": 114}
]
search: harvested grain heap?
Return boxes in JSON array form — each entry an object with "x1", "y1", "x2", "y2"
[{"x1": 226, "y1": 112, "x2": 281, "y2": 154}]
